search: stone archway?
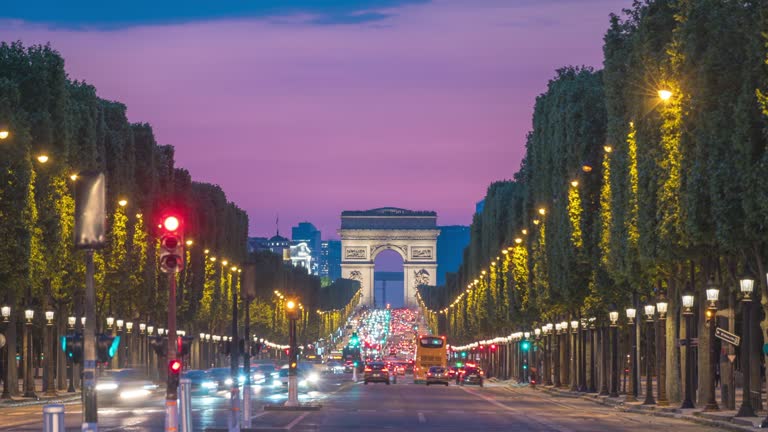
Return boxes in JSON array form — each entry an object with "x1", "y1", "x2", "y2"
[{"x1": 339, "y1": 208, "x2": 439, "y2": 308}]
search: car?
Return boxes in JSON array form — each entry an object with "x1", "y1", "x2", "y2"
[
  {"x1": 325, "y1": 361, "x2": 345, "y2": 374},
  {"x1": 278, "y1": 365, "x2": 320, "y2": 388},
  {"x1": 96, "y1": 368, "x2": 159, "y2": 404},
  {"x1": 426, "y1": 366, "x2": 450, "y2": 386},
  {"x1": 458, "y1": 366, "x2": 484, "y2": 387},
  {"x1": 447, "y1": 366, "x2": 459, "y2": 379},
  {"x1": 207, "y1": 367, "x2": 245, "y2": 391},
  {"x1": 252, "y1": 364, "x2": 278, "y2": 384},
  {"x1": 182, "y1": 369, "x2": 216, "y2": 396},
  {"x1": 363, "y1": 362, "x2": 390, "y2": 385}
]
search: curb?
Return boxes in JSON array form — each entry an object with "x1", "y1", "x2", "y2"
[{"x1": 0, "y1": 393, "x2": 81, "y2": 408}]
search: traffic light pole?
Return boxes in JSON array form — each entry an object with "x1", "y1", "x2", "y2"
[
  {"x1": 82, "y1": 250, "x2": 98, "y2": 431},
  {"x1": 229, "y1": 273, "x2": 240, "y2": 432},
  {"x1": 287, "y1": 317, "x2": 298, "y2": 407},
  {"x1": 243, "y1": 296, "x2": 252, "y2": 428},
  {"x1": 165, "y1": 273, "x2": 179, "y2": 432}
]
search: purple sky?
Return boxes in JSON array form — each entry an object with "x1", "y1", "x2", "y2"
[{"x1": 1, "y1": 0, "x2": 632, "y2": 239}]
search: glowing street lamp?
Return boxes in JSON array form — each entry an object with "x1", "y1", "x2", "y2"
[
  {"x1": 37, "y1": 154, "x2": 49, "y2": 163},
  {"x1": 658, "y1": 89, "x2": 673, "y2": 101},
  {"x1": 118, "y1": 199, "x2": 128, "y2": 207}
]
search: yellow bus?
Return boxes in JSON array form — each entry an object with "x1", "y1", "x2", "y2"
[{"x1": 413, "y1": 335, "x2": 447, "y2": 383}]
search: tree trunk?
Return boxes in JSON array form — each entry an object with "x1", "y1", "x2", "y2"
[
  {"x1": 56, "y1": 308, "x2": 67, "y2": 391},
  {"x1": 697, "y1": 264, "x2": 711, "y2": 408},
  {"x1": 754, "y1": 246, "x2": 766, "y2": 412}
]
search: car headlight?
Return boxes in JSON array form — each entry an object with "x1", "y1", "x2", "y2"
[
  {"x1": 238, "y1": 375, "x2": 245, "y2": 384},
  {"x1": 224, "y1": 378, "x2": 233, "y2": 386},
  {"x1": 96, "y1": 382, "x2": 118, "y2": 391},
  {"x1": 272, "y1": 380, "x2": 282, "y2": 387},
  {"x1": 202, "y1": 381, "x2": 217, "y2": 389},
  {"x1": 120, "y1": 388, "x2": 150, "y2": 399},
  {"x1": 308, "y1": 373, "x2": 319, "y2": 383},
  {"x1": 299, "y1": 379, "x2": 308, "y2": 387}
]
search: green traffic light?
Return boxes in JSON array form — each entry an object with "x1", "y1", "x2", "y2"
[{"x1": 521, "y1": 341, "x2": 530, "y2": 351}]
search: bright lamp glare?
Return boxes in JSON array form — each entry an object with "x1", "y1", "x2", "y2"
[{"x1": 164, "y1": 216, "x2": 180, "y2": 231}]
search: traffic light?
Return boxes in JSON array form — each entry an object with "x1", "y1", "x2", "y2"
[
  {"x1": 521, "y1": 340, "x2": 531, "y2": 352},
  {"x1": 490, "y1": 344, "x2": 497, "y2": 352},
  {"x1": 285, "y1": 299, "x2": 299, "y2": 320},
  {"x1": 178, "y1": 336, "x2": 194, "y2": 357},
  {"x1": 96, "y1": 334, "x2": 120, "y2": 363},
  {"x1": 159, "y1": 214, "x2": 184, "y2": 273},
  {"x1": 461, "y1": 351, "x2": 467, "y2": 358},
  {"x1": 149, "y1": 336, "x2": 168, "y2": 357},
  {"x1": 349, "y1": 332, "x2": 360, "y2": 348},
  {"x1": 167, "y1": 359, "x2": 182, "y2": 400},
  {"x1": 62, "y1": 333, "x2": 83, "y2": 364}
]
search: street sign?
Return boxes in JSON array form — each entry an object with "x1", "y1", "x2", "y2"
[
  {"x1": 715, "y1": 327, "x2": 740, "y2": 347},
  {"x1": 727, "y1": 354, "x2": 736, "y2": 363}
]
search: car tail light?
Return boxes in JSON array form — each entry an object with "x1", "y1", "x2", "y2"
[
  {"x1": 382, "y1": 368, "x2": 388, "y2": 372},
  {"x1": 427, "y1": 373, "x2": 432, "y2": 377},
  {"x1": 364, "y1": 367, "x2": 372, "y2": 372}
]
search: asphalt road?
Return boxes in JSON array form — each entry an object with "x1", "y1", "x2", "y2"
[{"x1": 0, "y1": 375, "x2": 730, "y2": 431}]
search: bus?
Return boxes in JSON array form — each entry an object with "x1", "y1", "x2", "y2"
[{"x1": 413, "y1": 335, "x2": 447, "y2": 383}]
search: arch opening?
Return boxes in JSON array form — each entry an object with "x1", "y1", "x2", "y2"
[{"x1": 374, "y1": 249, "x2": 404, "y2": 308}]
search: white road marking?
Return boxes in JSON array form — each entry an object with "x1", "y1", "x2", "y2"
[
  {"x1": 459, "y1": 386, "x2": 574, "y2": 432},
  {"x1": 417, "y1": 412, "x2": 426, "y2": 424},
  {"x1": 286, "y1": 411, "x2": 311, "y2": 430}
]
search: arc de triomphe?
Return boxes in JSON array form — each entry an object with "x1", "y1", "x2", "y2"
[{"x1": 339, "y1": 208, "x2": 439, "y2": 308}]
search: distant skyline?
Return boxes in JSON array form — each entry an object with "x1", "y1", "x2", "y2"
[{"x1": 1, "y1": 0, "x2": 633, "y2": 239}]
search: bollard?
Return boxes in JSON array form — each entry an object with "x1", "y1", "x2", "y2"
[
  {"x1": 179, "y1": 378, "x2": 192, "y2": 432},
  {"x1": 43, "y1": 404, "x2": 65, "y2": 432},
  {"x1": 243, "y1": 384, "x2": 252, "y2": 427}
]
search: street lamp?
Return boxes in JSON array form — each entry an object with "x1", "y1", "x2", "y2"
[
  {"x1": 0, "y1": 126, "x2": 9, "y2": 140},
  {"x1": 658, "y1": 89, "x2": 673, "y2": 101},
  {"x1": 0, "y1": 306, "x2": 10, "y2": 399},
  {"x1": 609, "y1": 309, "x2": 619, "y2": 398},
  {"x1": 704, "y1": 278, "x2": 719, "y2": 411},
  {"x1": 23, "y1": 308, "x2": 36, "y2": 398},
  {"x1": 36, "y1": 154, "x2": 49, "y2": 163},
  {"x1": 106, "y1": 316, "x2": 114, "y2": 328},
  {"x1": 570, "y1": 320, "x2": 578, "y2": 392},
  {"x1": 68, "y1": 316, "x2": 76, "y2": 330},
  {"x1": 643, "y1": 304, "x2": 655, "y2": 405},
  {"x1": 625, "y1": 307, "x2": 637, "y2": 402},
  {"x1": 44, "y1": 310, "x2": 56, "y2": 396},
  {"x1": 656, "y1": 294, "x2": 669, "y2": 406},
  {"x1": 737, "y1": 276, "x2": 756, "y2": 417},
  {"x1": 680, "y1": 287, "x2": 695, "y2": 409}
]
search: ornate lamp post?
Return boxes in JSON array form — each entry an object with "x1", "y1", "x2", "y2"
[
  {"x1": 656, "y1": 294, "x2": 669, "y2": 406},
  {"x1": 642, "y1": 304, "x2": 655, "y2": 405},
  {"x1": 126, "y1": 322, "x2": 134, "y2": 366},
  {"x1": 560, "y1": 321, "x2": 569, "y2": 387},
  {"x1": 680, "y1": 289, "x2": 695, "y2": 409},
  {"x1": 553, "y1": 323, "x2": 562, "y2": 387},
  {"x1": 736, "y1": 276, "x2": 755, "y2": 417},
  {"x1": 1, "y1": 306, "x2": 11, "y2": 399},
  {"x1": 704, "y1": 279, "x2": 719, "y2": 411},
  {"x1": 44, "y1": 310, "x2": 56, "y2": 396},
  {"x1": 545, "y1": 323, "x2": 554, "y2": 386},
  {"x1": 599, "y1": 316, "x2": 609, "y2": 396},
  {"x1": 116, "y1": 319, "x2": 124, "y2": 368},
  {"x1": 609, "y1": 309, "x2": 619, "y2": 398},
  {"x1": 570, "y1": 320, "x2": 578, "y2": 392},
  {"x1": 588, "y1": 317, "x2": 597, "y2": 393},
  {"x1": 23, "y1": 308, "x2": 37, "y2": 398},
  {"x1": 625, "y1": 307, "x2": 637, "y2": 402}
]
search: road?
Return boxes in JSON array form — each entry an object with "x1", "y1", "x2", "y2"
[{"x1": 0, "y1": 375, "x2": 728, "y2": 431}]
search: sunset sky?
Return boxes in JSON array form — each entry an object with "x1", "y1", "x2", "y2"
[{"x1": 2, "y1": 0, "x2": 633, "y2": 239}]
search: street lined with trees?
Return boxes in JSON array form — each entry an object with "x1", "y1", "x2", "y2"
[{"x1": 418, "y1": 0, "x2": 768, "y2": 413}]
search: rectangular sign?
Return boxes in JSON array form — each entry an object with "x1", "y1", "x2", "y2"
[{"x1": 715, "y1": 327, "x2": 741, "y2": 347}]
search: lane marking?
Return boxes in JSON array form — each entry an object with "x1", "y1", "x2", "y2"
[
  {"x1": 459, "y1": 386, "x2": 574, "y2": 432},
  {"x1": 285, "y1": 411, "x2": 311, "y2": 430},
  {"x1": 417, "y1": 412, "x2": 426, "y2": 424}
]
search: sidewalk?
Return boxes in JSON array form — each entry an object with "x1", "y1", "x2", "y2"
[
  {"x1": 0, "y1": 378, "x2": 81, "y2": 408},
  {"x1": 518, "y1": 381, "x2": 763, "y2": 431}
]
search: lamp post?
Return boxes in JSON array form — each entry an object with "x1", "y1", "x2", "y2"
[
  {"x1": 553, "y1": 323, "x2": 562, "y2": 387},
  {"x1": 545, "y1": 323, "x2": 554, "y2": 386},
  {"x1": 116, "y1": 319, "x2": 124, "y2": 368},
  {"x1": 625, "y1": 307, "x2": 637, "y2": 402},
  {"x1": 680, "y1": 289, "x2": 695, "y2": 409},
  {"x1": 570, "y1": 320, "x2": 578, "y2": 392},
  {"x1": 609, "y1": 310, "x2": 619, "y2": 398},
  {"x1": 126, "y1": 322, "x2": 134, "y2": 367},
  {"x1": 736, "y1": 277, "x2": 755, "y2": 417},
  {"x1": 1, "y1": 306, "x2": 11, "y2": 399},
  {"x1": 642, "y1": 304, "x2": 655, "y2": 405},
  {"x1": 23, "y1": 308, "x2": 37, "y2": 398},
  {"x1": 656, "y1": 295, "x2": 669, "y2": 406},
  {"x1": 703, "y1": 279, "x2": 719, "y2": 411},
  {"x1": 560, "y1": 321, "x2": 569, "y2": 387},
  {"x1": 599, "y1": 318, "x2": 609, "y2": 396},
  {"x1": 67, "y1": 316, "x2": 76, "y2": 393},
  {"x1": 44, "y1": 310, "x2": 56, "y2": 396}
]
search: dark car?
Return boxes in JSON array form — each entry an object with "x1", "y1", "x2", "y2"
[
  {"x1": 182, "y1": 369, "x2": 215, "y2": 396},
  {"x1": 426, "y1": 366, "x2": 450, "y2": 386},
  {"x1": 253, "y1": 364, "x2": 278, "y2": 384},
  {"x1": 207, "y1": 367, "x2": 245, "y2": 391},
  {"x1": 458, "y1": 366, "x2": 484, "y2": 387},
  {"x1": 363, "y1": 362, "x2": 390, "y2": 385},
  {"x1": 447, "y1": 366, "x2": 459, "y2": 379}
]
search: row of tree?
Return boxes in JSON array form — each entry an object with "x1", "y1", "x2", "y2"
[{"x1": 420, "y1": 0, "x2": 768, "y2": 405}]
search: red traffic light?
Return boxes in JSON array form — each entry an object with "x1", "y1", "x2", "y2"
[
  {"x1": 163, "y1": 216, "x2": 180, "y2": 231},
  {"x1": 490, "y1": 344, "x2": 497, "y2": 351},
  {"x1": 169, "y1": 359, "x2": 182, "y2": 374}
]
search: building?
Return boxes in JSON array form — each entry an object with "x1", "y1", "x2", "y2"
[
  {"x1": 292, "y1": 222, "x2": 322, "y2": 275},
  {"x1": 289, "y1": 242, "x2": 313, "y2": 273},
  {"x1": 320, "y1": 240, "x2": 342, "y2": 281},
  {"x1": 247, "y1": 237, "x2": 269, "y2": 254},
  {"x1": 266, "y1": 233, "x2": 290, "y2": 257},
  {"x1": 436, "y1": 225, "x2": 470, "y2": 286}
]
